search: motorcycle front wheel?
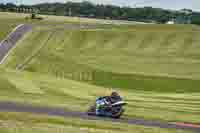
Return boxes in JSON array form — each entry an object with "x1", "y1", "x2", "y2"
[{"x1": 111, "y1": 108, "x2": 124, "y2": 119}]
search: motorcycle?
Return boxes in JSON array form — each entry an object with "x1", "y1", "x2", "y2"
[{"x1": 87, "y1": 97, "x2": 127, "y2": 119}]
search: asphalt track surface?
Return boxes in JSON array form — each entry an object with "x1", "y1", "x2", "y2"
[
  {"x1": 0, "y1": 102, "x2": 200, "y2": 132},
  {"x1": 0, "y1": 25, "x2": 200, "y2": 132},
  {"x1": 0, "y1": 24, "x2": 32, "y2": 64}
]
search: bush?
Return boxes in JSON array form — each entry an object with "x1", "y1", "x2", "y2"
[{"x1": 25, "y1": 13, "x2": 43, "y2": 20}]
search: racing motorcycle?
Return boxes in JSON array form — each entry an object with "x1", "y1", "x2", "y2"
[{"x1": 87, "y1": 97, "x2": 127, "y2": 119}]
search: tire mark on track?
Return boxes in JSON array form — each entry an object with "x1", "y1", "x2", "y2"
[
  {"x1": 0, "y1": 102, "x2": 199, "y2": 132},
  {"x1": 0, "y1": 24, "x2": 32, "y2": 64}
]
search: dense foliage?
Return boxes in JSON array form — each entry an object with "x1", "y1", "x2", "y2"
[{"x1": 0, "y1": 2, "x2": 200, "y2": 24}]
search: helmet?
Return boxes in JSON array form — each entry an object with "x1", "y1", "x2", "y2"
[{"x1": 111, "y1": 91, "x2": 119, "y2": 97}]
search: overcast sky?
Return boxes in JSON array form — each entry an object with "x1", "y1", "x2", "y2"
[{"x1": 1, "y1": 0, "x2": 200, "y2": 11}]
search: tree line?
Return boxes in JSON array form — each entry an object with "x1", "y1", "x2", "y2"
[{"x1": 0, "y1": 1, "x2": 200, "y2": 24}]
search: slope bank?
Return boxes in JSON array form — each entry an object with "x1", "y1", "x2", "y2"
[
  {"x1": 0, "y1": 69, "x2": 200, "y2": 124},
  {"x1": 3, "y1": 25, "x2": 200, "y2": 92}
]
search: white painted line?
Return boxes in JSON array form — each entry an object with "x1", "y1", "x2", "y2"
[{"x1": 0, "y1": 24, "x2": 32, "y2": 64}]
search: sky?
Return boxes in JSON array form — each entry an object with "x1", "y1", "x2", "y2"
[{"x1": 1, "y1": 0, "x2": 200, "y2": 11}]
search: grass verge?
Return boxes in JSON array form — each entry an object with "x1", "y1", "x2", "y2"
[{"x1": 0, "y1": 112, "x2": 193, "y2": 133}]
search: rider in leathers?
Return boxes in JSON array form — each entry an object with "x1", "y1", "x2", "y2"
[{"x1": 96, "y1": 91, "x2": 122, "y2": 115}]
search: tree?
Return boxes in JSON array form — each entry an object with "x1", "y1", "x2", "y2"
[
  {"x1": 191, "y1": 12, "x2": 200, "y2": 25},
  {"x1": 1, "y1": 2, "x2": 200, "y2": 24}
]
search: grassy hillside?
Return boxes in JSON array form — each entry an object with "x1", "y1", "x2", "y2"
[
  {"x1": 0, "y1": 16, "x2": 22, "y2": 41},
  {"x1": 1, "y1": 12, "x2": 200, "y2": 131},
  {"x1": 0, "y1": 69, "x2": 200, "y2": 124},
  {"x1": 4, "y1": 25, "x2": 200, "y2": 92}
]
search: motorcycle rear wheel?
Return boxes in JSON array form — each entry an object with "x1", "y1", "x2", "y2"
[{"x1": 111, "y1": 108, "x2": 124, "y2": 119}]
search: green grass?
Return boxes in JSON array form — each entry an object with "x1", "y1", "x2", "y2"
[
  {"x1": 0, "y1": 69, "x2": 200, "y2": 124},
  {"x1": 2, "y1": 23, "x2": 200, "y2": 123},
  {"x1": 0, "y1": 112, "x2": 192, "y2": 133},
  {"x1": 5, "y1": 27, "x2": 200, "y2": 78},
  {"x1": 0, "y1": 11, "x2": 142, "y2": 41},
  {"x1": 0, "y1": 12, "x2": 89, "y2": 41},
  {"x1": 0, "y1": 12, "x2": 42, "y2": 41},
  {"x1": 0, "y1": 16, "x2": 21, "y2": 41},
  {"x1": 4, "y1": 27, "x2": 200, "y2": 92},
  {"x1": 1, "y1": 12, "x2": 200, "y2": 130}
]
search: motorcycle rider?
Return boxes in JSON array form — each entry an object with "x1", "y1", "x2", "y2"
[
  {"x1": 110, "y1": 91, "x2": 122, "y2": 104},
  {"x1": 95, "y1": 91, "x2": 122, "y2": 116}
]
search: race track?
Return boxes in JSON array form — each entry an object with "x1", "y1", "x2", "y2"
[
  {"x1": 0, "y1": 102, "x2": 200, "y2": 132},
  {"x1": 0, "y1": 24, "x2": 32, "y2": 64}
]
